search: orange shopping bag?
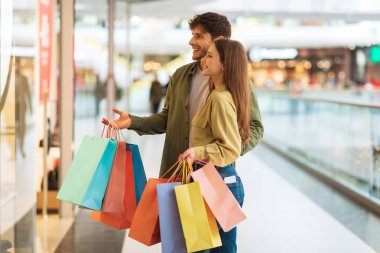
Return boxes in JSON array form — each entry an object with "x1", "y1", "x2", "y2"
[
  {"x1": 91, "y1": 147, "x2": 136, "y2": 229},
  {"x1": 128, "y1": 161, "x2": 182, "y2": 246},
  {"x1": 128, "y1": 178, "x2": 168, "y2": 245}
]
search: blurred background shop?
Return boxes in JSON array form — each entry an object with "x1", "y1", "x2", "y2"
[{"x1": 1, "y1": 0, "x2": 380, "y2": 252}]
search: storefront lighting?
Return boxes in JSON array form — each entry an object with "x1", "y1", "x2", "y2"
[
  {"x1": 303, "y1": 61, "x2": 312, "y2": 69},
  {"x1": 370, "y1": 46, "x2": 380, "y2": 63},
  {"x1": 143, "y1": 61, "x2": 161, "y2": 72},
  {"x1": 287, "y1": 60, "x2": 297, "y2": 68},
  {"x1": 11, "y1": 47, "x2": 36, "y2": 57},
  {"x1": 261, "y1": 60, "x2": 270, "y2": 68},
  {"x1": 295, "y1": 64, "x2": 304, "y2": 73},
  {"x1": 249, "y1": 47, "x2": 298, "y2": 62},
  {"x1": 277, "y1": 60, "x2": 286, "y2": 69},
  {"x1": 317, "y1": 60, "x2": 331, "y2": 69}
]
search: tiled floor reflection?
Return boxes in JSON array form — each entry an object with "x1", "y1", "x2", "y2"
[
  {"x1": 36, "y1": 214, "x2": 74, "y2": 253},
  {"x1": 53, "y1": 210, "x2": 124, "y2": 253}
]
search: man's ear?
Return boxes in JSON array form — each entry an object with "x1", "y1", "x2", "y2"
[{"x1": 214, "y1": 36, "x2": 224, "y2": 41}]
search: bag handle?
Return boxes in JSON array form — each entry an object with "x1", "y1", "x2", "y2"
[
  {"x1": 167, "y1": 158, "x2": 193, "y2": 184},
  {"x1": 118, "y1": 128, "x2": 127, "y2": 142},
  {"x1": 101, "y1": 123, "x2": 119, "y2": 140},
  {"x1": 182, "y1": 159, "x2": 193, "y2": 184},
  {"x1": 194, "y1": 159, "x2": 207, "y2": 165},
  {"x1": 161, "y1": 160, "x2": 180, "y2": 179}
]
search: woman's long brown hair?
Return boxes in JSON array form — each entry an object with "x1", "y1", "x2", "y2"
[{"x1": 214, "y1": 39, "x2": 250, "y2": 143}]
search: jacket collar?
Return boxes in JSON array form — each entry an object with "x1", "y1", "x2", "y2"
[{"x1": 189, "y1": 61, "x2": 198, "y2": 76}]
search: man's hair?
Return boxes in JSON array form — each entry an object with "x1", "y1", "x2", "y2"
[{"x1": 188, "y1": 12, "x2": 231, "y2": 39}]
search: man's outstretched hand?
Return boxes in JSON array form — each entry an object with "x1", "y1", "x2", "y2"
[{"x1": 102, "y1": 108, "x2": 131, "y2": 129}]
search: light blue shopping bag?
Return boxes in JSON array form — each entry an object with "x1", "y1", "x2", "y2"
[
  {"x1": 57, "y1": 135, "x2": 110, "y2": 205},
  {"x1": 157, "y1": 182, "x2": 187, "y2": 253},
  {"x1": 80, "y1": 139, "x2": 118, "y2": 210},
  {"x1": 126, "y1": 143, "x2": 147, "y2": 204}
]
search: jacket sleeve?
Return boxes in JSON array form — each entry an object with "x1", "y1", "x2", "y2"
[
  {"x1": 129, "y1": 77, "x2": 173, "y2": 135},
  {"x1": 241, "y1": 82, "x2": 264, "y2": 155}
]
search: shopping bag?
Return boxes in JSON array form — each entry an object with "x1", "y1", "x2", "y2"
[
  {"x1": 57, "y1": 135, "x2": 111, "y2": 206},
  {"x1": 100, "y1": 141, "x2": 126, "y2": 213},
  {"x1": 128, "y1": 178, "x2": 168, "y2": 246},
  {"x1": 174, "y1": 182, "x2": 222, "y2": 252},
  {"x1": 157, "y1": 182, "x2": 187, "y2": 253},
  {"x1": 126, "y1": 143, "x2": 147, "y2": 204},
  {"x1": 80, "y1": 138, "x2": 117, "y2": 210},
  {"x1": 91, "y1": 148, "x2": 137, "y2": 229},
  {"x1": 191, "y1": 162, "x2": 246, "y2": 232}
]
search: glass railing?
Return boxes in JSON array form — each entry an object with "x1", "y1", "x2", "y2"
[{"x1": 258, "y1": 90, "x2": 380, "y2": 203}]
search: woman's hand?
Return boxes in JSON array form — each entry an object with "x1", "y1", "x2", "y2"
[
  {"x1": 179, "y1": 147, "x2": 196, "y2": 166},
  {"x1": 102, "y1": 108, "x2": 131, "y2": 129}
]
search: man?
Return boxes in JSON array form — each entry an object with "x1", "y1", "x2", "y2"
[
  {"x1": 149, "y1": 74, "x2": 163, "y2": 114},
  {"x1": 15, "y1": 60, "x2": 32, "y2": 158},
  {"x1": 102, "y1": 12, "x2": 264, "y2": 177}
]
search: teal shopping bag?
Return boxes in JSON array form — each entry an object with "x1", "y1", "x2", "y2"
[
  {"x1": 126, "y1": 143, "x2": 147, "y2": 204},
  {"x1": 80, "y1": 139, "x2": 117, "y2": 210},
  {"x1": 57, "y1": 135, "x2": 111, "y2": 206}
]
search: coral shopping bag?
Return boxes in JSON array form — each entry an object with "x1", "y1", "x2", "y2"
[
  {"x1": 57, "y1": 135, "x2": 115, "y2": 207},
  {"x1": 100, "y1": 141, "x2": 127, "y2": 213},
  {"x1": 91, "y1": 147, "x2": 137, "y2": 229},
  {"x1": 191, "y1": 162, "x2": 246, "y2": 232},
  {"x1": 174, "y1": 181, "x2": 222, "y2": 252}
]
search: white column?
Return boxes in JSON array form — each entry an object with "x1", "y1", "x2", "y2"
[
  {"x1": 125, "y1": 1, "x2": 131, "y2": 111},
  {"x1": 107, "y1": 0, "x2": 115, "y2": 118},
  {"x1": 59, "y1": 0, "x2": 74, "y2": 218}
]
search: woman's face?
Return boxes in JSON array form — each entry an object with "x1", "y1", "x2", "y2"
[{"x1": 201, "y1": 44, "x2": 223, "y2": 79}]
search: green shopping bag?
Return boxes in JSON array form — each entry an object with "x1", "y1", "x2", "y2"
[{"x1": 57, "y1": 135, "x2": 112, "y2": 205}]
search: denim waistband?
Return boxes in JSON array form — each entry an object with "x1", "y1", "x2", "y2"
[{"x1": 192, "y1": 163, "x2": 237, "y2": 176}]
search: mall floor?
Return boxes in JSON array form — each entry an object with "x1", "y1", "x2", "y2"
[{"x1": 37, "y1": 121, "x2": 380, "y2": 253}]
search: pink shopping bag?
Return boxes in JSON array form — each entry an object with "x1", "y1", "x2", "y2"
[{"x1": 191, "y1": 162, "x2": 246, "y2": 232}]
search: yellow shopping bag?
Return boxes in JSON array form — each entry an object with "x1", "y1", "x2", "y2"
[{"x1": 174, "y1": 181, "x2": 222, "y2": 252}]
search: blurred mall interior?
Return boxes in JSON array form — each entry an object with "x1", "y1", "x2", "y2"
[{"x1": 1, "y1": 0, "x2": 380, "y2": 252}]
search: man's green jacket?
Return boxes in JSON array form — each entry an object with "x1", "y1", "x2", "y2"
[{"x1": 129, "y1": 62, "x2": 264, "y2": 177}]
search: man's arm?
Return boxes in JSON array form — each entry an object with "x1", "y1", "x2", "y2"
[
  {"x1": 241, "y1": 82, "x2": 264, "y2": 155},
  {"x1": 129, "y1": 76, "x2": 173, "y2": 135}
]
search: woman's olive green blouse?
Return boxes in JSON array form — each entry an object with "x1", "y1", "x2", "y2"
[{"x1": 192, "y1": 84, "x2": 241, "y2": 167}]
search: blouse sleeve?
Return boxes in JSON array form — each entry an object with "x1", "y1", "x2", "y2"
[{"x1": 194, "y1": 93, "x2": 241, "y2": 167}]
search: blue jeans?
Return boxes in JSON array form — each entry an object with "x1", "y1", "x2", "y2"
[{"x1": 193, "y1": 164, "x2": 245, "y2": 253}]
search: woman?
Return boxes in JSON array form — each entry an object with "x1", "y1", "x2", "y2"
[{"x1": 180, "y1": 39, "x2": 250, "y2": 253}]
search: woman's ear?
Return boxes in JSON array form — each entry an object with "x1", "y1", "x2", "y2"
[
  {"x1": 214, "y1": 36, "x2": 224, "y2": 41},
  {"x1": 200, "y1": 57, "x2": 206, "y2": 70}
]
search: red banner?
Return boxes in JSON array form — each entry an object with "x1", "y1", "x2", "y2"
[{"x1": 38, "y1": 0, "x2": 52, "y2": 103}]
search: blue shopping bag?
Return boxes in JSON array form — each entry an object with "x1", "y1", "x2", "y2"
[
  {"x1": 126, "y1": 143, "x2": 147, "y2": 204},
  {"x1": 80, "y1": 139, "x2": 118, "y2": 210},
  {"x1": 157, "y1": 182, "x2": 187, "y2": 253}
]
